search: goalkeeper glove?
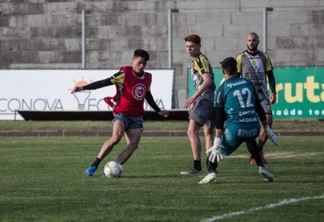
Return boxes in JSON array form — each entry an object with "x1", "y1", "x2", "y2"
[
  {"x1": 265, "y1": 125, "x2": 278, "y2": 146},
  {"x1": 206, "y1": 137, "x2": 223, "y2": 163}
]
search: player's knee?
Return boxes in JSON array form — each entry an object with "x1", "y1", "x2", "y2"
[
  {"x1": 126, "y1": 142, "x2": 139, "y2": 152},
  {"x1": 109, "y1": 135, "x2": 123, "y2": 146},
  {"x1": 187, "y1": 131, "x2": 196, "y2": 139},
  {"x1": 187, "y1": 128, "x2": 199, "y2": 138}
]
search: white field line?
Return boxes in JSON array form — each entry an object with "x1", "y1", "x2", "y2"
[
  {"x1": 200, "y1": 194, "x2": 324, "y2": 222},
  {"x1": 228, "y1": 151, "x2": 324, "y2": 159}
]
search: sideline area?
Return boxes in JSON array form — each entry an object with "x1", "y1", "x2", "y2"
[{"x1": 0, "y1": 130, "x2": 323, "y2": 137}]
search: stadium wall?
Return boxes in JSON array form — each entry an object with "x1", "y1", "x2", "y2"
[{"x1": 0, "y1": 0, "x2": 324, "y2": 110}]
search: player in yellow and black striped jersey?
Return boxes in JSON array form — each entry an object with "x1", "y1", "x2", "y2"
[
  {"x1": 236, "y1": 32, "x2": 277, "y2": 165},
  {"x1": 181, "y1": 34, "x2": 217, "y2": 175},
  {"x1": 191, "y1": 54, "x2": 216, "y2": 93}
]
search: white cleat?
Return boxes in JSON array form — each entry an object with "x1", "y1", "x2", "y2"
[
  {"x1": 198, "y1": 172, "x2": 217, "y2": 184},
  {"x1": 258, "y1": 166, "x2": 274, "y2": 182}
]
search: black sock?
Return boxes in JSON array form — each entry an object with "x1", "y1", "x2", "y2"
[
  {"x1": 251, "y1": 150, "x2": 263, "y2": 167},
  {"x1": 258, "y1": 146, "x2": 263, "y2": 152},
  {"x1": 246, "y1": 141, "x2": 263, "y2": 167},
  {"x1": 193, "y1": 160, "x2": 201, "y2": 170},
  {"x1": 206, "y1": 158, "x2": 217, "y2": 173},
  {"x1": 91, "y1": 157, "x2": 102, "y2": 168}
]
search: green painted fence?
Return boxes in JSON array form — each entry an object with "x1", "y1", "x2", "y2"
[{"x1": 187, "y1": 67, "x2": 324, "y2": 119}]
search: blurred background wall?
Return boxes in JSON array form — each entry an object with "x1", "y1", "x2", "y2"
[{"x1": 1, "y1": 0, "x2": 324, "y2": 108}]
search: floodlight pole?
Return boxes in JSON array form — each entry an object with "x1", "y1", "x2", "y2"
[
  {"x1": 263, "y1": 7, "x2": 273, "y2": 53},
  {"x1": 82, "y1": 10, "x2": 91, "y2": 69},
  {"x1": 168, "y1": 9, "x2": 179, "y2": 69}
]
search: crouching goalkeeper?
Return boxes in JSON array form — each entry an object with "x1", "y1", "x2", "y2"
[{"x1": 199, "y1": 57, "x2": 278, "y2": 184}]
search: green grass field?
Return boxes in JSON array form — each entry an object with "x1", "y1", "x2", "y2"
[
  {"x1": 0, "y1": 119, "x2": 323, "y2": 131},
  {"x1": 1, "y1": 135, "x2": 324, "y2": 222}
]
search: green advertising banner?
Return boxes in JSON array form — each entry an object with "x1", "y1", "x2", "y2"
[{"x1": 187, "y1": 67, "x2": 324, "y2": 119}]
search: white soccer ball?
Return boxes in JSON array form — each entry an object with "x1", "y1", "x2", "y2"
[{"x1": 104, "y1": 161, "x2": 123, "y2": 178}]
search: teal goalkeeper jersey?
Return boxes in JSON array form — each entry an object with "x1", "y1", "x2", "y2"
[{"x1": 215, "y1": 76, "x2": 259, "y2": 126}]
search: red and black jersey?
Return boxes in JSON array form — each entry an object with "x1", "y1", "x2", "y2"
[{"x1": 104, "y1": 66, "x2": 152, "y2": 117}]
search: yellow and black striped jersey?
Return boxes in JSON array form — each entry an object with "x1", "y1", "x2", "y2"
[
  {"x1": 191, "y1": 53, "x2": 216, "y2": 101},
  {"x1": 236, "y1": 50, "x2": 273, "y2": 100}
]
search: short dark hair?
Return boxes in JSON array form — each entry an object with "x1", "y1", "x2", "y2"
[
  {"x1": 247, "y1": 32, "x2": 259, "y2": 41},
  {"x1": 184, "y1": 34, "x2": 201, "y2": 45},
  {"x1": 220, "y1": 57, "x2": 237, "y2": 75},
  {"x1": 134, "y1": 49, "x2": 150, "y2": 61}
]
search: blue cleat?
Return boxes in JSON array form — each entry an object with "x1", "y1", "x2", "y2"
[{"x1": 85, "y1": 166, "x2": 97, "y2": 176}]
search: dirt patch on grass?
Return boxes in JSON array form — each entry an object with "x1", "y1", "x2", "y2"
[{"x1": 229, "y1": 152, "x2": 324, "y2": 159}]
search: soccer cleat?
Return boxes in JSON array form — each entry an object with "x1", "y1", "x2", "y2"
[
  {"x1": 258, "y1": 166, "x2": 274, "y2": 182},
  {"x1": 198, "y1": 172, "x2": 217, "y2": 184},
  {"x1": 85, "y1": 166, "x2": 97, "y2": 176},
  {"x1": 180, "y1": 168, "x2": 202, "y2": 175}
]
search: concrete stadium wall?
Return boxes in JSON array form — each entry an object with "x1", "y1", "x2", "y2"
[{"x1": 1, "y1": 0, "x2": 324, "y2": 108}]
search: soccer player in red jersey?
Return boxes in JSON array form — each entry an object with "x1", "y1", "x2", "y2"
[{"x1": 71, "y1": 49, "x2": 169, "y2": 176}]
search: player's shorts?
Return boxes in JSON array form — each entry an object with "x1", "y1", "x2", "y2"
[
  {"x1": 260, "y1": 98, "x2": 272, "y2": 115},
  {"x1": 189, "y1": 99, "x2": 216, "y2": 129},
  {"x1": 220, "y1": 122, "x2": 261, "y2": 156},
  {"x1": 113, "y1": 113, "x2": 143, "y2": 131}
]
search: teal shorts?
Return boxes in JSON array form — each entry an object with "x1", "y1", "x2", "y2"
[{"x1": 220, "y1": 122, "x2": 261, "y2": 156}]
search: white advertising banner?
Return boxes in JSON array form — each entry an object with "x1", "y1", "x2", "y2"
[{"x1": 0, "y1": 69, "x2": 174, "y2": 120}]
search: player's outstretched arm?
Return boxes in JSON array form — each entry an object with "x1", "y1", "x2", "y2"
[
  {"x1": 71, "y1": 86, "x2": 83, "y2": 94},
  {"x1": 145, "y1": 91, "x2": 169, "y2": 117},
  {"x1": 158, "y1": 110, "x2": 169, "y2": 118},
  {"x1": 71, "y1": 78, "x2": 113, "y2": 94}
]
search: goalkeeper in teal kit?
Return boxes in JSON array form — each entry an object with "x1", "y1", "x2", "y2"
[{"x1": 199, "y1": 57, "x2": 278, "y2": 184}]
